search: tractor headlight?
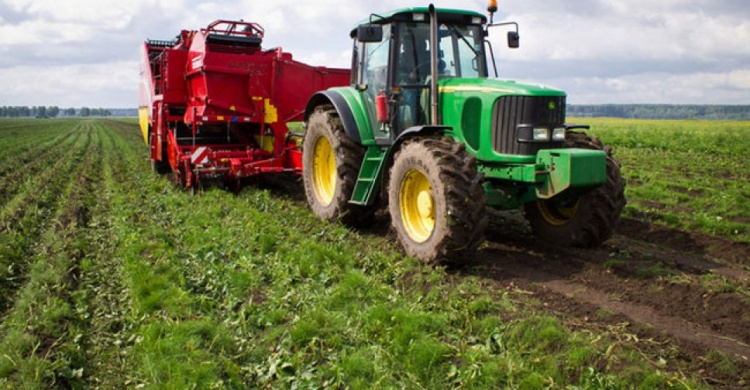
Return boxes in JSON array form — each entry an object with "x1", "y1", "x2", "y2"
[
  {"x1": 552, "y1": 127, "x2": 566, "y2": 141},
  {"x1": 532, "y1": 127, "x2": 549, "y2": 141}
]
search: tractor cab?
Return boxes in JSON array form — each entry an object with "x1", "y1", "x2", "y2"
[
  {"x1": 351, "y1": 8, "x2": 489, "y2": 135},
  {"x1": 302, "y1": 4, "x2": 625, "y2": 264}
]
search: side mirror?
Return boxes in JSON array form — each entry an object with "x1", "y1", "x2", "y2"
[
  {"x1": 507, "y1": 31, "x2": 520, "y2": 48},
  {"x1": 357, "y1": 24, "x2": 383, "y2": 43}
]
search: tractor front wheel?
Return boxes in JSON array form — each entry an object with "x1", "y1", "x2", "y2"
[
  {"x1": 388, "y1": 137, "x2": 487, "y2": 263},
  {"x1": 524, "y1": 132, "x2": 626, "y2": 247},
  {"x1": 302, "y1": 105, "x2": 376, "y2": 227}
]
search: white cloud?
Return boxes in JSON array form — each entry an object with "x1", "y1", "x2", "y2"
[
  {"x1": 0, "y1": 0, "x2": 748, "y2": 106},
  {"x1": 0, "y1": 61, "x2": 138, "y2": 107},
  {"x1": 556, "y1": 68, "x2": 750, "y2": 104}
]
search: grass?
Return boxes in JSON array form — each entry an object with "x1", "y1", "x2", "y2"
[
  {"x1": 0, "y1": 118, "x2": 723, "y2": 388},
  {"x1": 574, "y1": 118, "x2": 750, "y2": 242}
]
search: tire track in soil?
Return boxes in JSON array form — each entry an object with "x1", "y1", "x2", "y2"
[
  {"x1": 617, "y1": 218, "x2": 749, "y2": 270},
  {"x1": 476, "y1": 246, "x2": 748, "y2": 358},
  {"x1": 456, "y1": 212, "x2": 749, "y2": 385}
]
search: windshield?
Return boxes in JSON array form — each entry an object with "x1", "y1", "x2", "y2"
[{"x1": 395, "y1": 21, "x2": 487, "y2": 85}]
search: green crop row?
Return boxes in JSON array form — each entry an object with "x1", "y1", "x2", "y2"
[
  {"x1": 0, "y1": 119, "x2": 76, "y2": 164},
  {"x1": 0, "y1": 121, "x2": 104, "y2": 387},
  {"x1": 0, "y1": 118, "x2": 715, "y2": 388},
  {"x1": 577, "y1": 118, "x2": 749, "y2": 242}
]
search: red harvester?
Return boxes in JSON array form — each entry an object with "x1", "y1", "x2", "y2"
[{"x1": 138, "y1": 20, "x2": 350, "y2": 191}]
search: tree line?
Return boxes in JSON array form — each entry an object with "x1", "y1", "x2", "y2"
[
  {"x1": 3, "y1": 104, "x2": 748, "y2": 120},
  {"x1": 568, "y1": 104, "x2": 750, "y2": 120},
  {"x1": 0, "y1": 106, "x2": 112, "y2": 118}
]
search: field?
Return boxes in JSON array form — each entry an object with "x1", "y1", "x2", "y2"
[{"x1": 0, "y1": 117, "x2": 747, "y2": 388}]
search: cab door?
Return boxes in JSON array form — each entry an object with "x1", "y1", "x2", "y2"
[{"x1": 358, "y1": 24, "x2": 392, "y2": 142}]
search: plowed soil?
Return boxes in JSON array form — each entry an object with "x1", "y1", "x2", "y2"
[
  {"x1": 449, "y1": 211, "x2": 749, "y2": 388},
  {"x1": 265, "y1": 168, "x2": 749, "y2": 387}
]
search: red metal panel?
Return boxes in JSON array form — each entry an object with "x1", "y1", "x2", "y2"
[
  {"x1": 162, "y1": 50, "x2": 188, "y2": 104},
  {"x1": 272, "y1": 52, "x2": 351, "y2": 123},
  {"x1": 140, "y1": 19, "x2": 351, "y2": 188}
]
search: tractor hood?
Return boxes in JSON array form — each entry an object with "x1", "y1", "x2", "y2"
[{"x1": 438, "y1": 78, "x2": 566, "y2": 98}]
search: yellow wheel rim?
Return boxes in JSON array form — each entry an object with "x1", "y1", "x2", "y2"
[
  {"x1": 399, "y1": 169, "x2": 434, "y2": 243},
  {"x1": 312, "y1": 136, "x2": 336, "y2": 206},
  {"x1": 536, "y1": 199, "x2": 580, "y2": 226}
]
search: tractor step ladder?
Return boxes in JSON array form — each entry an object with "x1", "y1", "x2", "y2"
[{"x1": 350, "y1": 146, "x2": 387, "y2": 206}]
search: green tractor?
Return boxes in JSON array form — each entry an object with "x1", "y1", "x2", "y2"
[{"x1": 302, "y1": 4, "x2": 625, "y2": 263}]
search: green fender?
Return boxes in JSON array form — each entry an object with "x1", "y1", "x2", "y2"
[{"x1": 304, "y1": 88, "x2": 373, "y2": 145}]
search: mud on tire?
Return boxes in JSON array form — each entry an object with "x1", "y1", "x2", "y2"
[
  {"x1": 524, "y1": 131, "x2": 626, "y2": 247},
  {"x1": 302, "y1": 105, "x2": 376, "y2": 227},
  {"x1": 388, "y1": 137, "x2": 488, "y2": 263}
]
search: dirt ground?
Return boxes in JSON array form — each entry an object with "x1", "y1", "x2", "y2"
[
  {"x1": 263, "y1": 175, "x2": 748, "y2": 387},
  {"x1": 452, "y1": 211, "x2": 749, "y2": 388}
]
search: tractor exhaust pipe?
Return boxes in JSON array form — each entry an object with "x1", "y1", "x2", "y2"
[{"x1": 429, "y1": 4, "x2": 439, "y2": 125}]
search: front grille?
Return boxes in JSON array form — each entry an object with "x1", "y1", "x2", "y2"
[{"x1": 491, "y1": 96, "x2": 566, "y2": 155}]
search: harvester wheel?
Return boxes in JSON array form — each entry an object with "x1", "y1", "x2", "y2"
[
  {"x1": 524, "y1": 132, "x2": 626, "y2": 247},
  {"x1": 388, "y1": 137, "x2": 487, "y2": 263},
  {"x1": 303, "y1": 105, "x2": 377, "y2": 227}
]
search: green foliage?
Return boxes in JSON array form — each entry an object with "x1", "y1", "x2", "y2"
[
  {"x1": 578, "y1": 118, "x2": 750, "y2": 242},
  {"x1": 0, "y1": 118, "x2": 709, "y2": 388},
  {"x1": 0, "y1": 106, "x2": 112, "y2": 117},
  {"x1": 136, "y1": 320, "x2": 242, "y2": 388},
  {"x1": 569, "y1": 104, "x2": 750, "y2": 120}
]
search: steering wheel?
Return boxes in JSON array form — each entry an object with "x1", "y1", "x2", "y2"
[
  {"x1": 409, "y1": 60, "x2": 446, "y2": 82},
  {"x1": 409, "y1": 61, "x2": 432, "y2": 81}
]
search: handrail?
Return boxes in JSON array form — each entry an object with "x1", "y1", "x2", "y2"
[{"x1": 204, "y1": 20, "x2": 264, "y2": 39}]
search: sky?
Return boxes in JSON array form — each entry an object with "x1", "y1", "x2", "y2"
[{"x1": 0, "y1": 0, "x2": 748, "y2": 107}]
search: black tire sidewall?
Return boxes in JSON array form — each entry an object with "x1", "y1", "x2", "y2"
[
  {"x1": 524, "y1": 132, "x2": 625, "y2": 247},
  {"x1": 525, "y1": 191, "x2": 597, "y2": 246},
  {"x1": 302, "y1": 106, "x2": 367, "y2": 224},
  {"x1": 388, "y1": 143, "x2": 449, "y2": 260},
  {"x1": 388, "y1": 138, "x2": 487, "y2": 263},
  {"x1": 303, "y1": 113, "x2": 339, "y2": 219}
]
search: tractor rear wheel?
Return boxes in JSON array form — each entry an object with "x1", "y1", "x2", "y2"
[
  {"x1": 303, "y1": 105, "x2": 376, "y2": 227},
  {"x1": 388, "y1": 137, "x2": 487, "y2": 263},
  {"x1": 524, "y1": 132, "x2": 626, "y2": 247}
]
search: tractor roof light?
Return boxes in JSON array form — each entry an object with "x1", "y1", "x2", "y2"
[
  {"x1": 413, "y1": 13, "x2": 425, "y2": 22},
  {"x1": 487, "y1": 0, "x2": 498, "y2": 14}
]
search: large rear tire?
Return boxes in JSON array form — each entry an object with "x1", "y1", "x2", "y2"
[
  {"x1": 302, "y1": 105, "x2": 376, "y2": 227},
  {"x1": 524, "y1": 132, "x2": 626, "y2": 247},
  {"x1": 388, "y1": 137, "x2": 487, "y2": 263}
]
